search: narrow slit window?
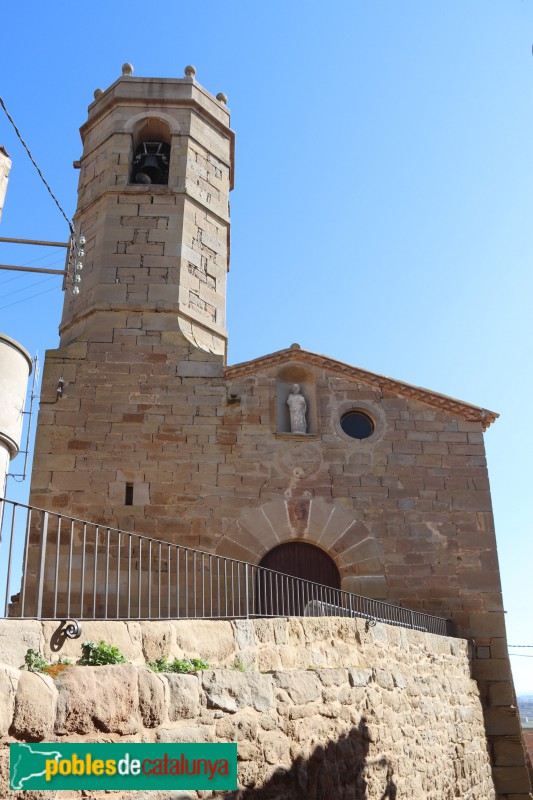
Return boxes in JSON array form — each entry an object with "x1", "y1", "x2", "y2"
[{"x1": 125, "y1": 483, "x2": 134, "y2": 506}]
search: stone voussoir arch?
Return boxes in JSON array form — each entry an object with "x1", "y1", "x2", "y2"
[
  {"x1": 123, "y1": 111, "x2": 181, "y2": 137},
  {"x1": 215, "y1": 496, "x2": 387, "y2": 598}
]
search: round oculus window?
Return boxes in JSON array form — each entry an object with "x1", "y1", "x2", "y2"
[{"x1": 340, "y1": 411, "x2": 374, "y2": 440}]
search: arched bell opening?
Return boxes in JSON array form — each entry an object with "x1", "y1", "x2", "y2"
[
  {"x1": 130, "y1": 118, "x2": 171, "y2": 185},
  {"x1": 256, "y1": 541, "x2": 340, "y2": 617}
]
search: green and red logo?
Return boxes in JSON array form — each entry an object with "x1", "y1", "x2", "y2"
[{"x1": 10, "y1": 742, "x2": 237, "y2": 791}]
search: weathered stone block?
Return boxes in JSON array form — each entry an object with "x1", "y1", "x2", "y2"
[
  {"x1": 372, "y1": 668, "x2": 395, "y2": 691},
  {"x1": 262, "y1": 731, "x2": 292, "y2": 766},
  {"x1": 157, "y1": 724, "x2": 214, "y2": 743},
  {"x1": 141, "y1": 622, "x2": 174, "y2": 662},
  {"x1": 166, "y1": 673, "x2": 200, "y2": 720},
  {"x1": 493, "y1": 736, "x2": 529, "y2": 766},
  {"x1": 138, "y1": 667, "x2": 167, "y2": 728},
  {"x1": 11, "y1": 671, "x2": 57, "y2": 740},
  {"x1": 176, "y1": 360, "x2": 223, "y2": 377},
  {"x1": 256, "y1": 646, "x2": 282, "y2": 671},
  {"x1": 0, "y1": 621, "x2": 42, "y2": 669},
  {"x1": 0, "y1": 665, "x2": 20, "y2": 737},
  {"x1": 172, "y1": 620, "x2": 235, "y2": 663},
  {"x1": 483, "y1": 707, "x2": 522, "y2": 736},
  {"x1": 489, "y1": 681, "x2": 515, "y2": 707},
  {"x1": 202, "y1": 670, "x2": 273, "y2": 713},
  {"x1": 54, "y1": 665, "x2": 141, "y2": 735},
  {"x1": 348, "y1": 668, "x2": 372, "y2": 686},
  {"x1": 271, "y1": 670, "x2": 322, "y2": 705},
  {"x1": 493, "y1": 765, "x2": 532, "y2": 793},
  {"x1": 234, "y1": 619, "x2": 255, "y2": 649}
]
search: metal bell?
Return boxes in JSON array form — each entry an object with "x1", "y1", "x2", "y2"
[{"x1": 131, "y1": 142, "x2": 170, "y2": 185}]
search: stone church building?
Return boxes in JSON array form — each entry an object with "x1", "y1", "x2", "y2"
[{"x1": 25, "y1": 65, "x2": 531, "y2": 797}]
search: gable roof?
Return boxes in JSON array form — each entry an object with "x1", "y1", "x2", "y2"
[{"x1": 225, "y1": 347, "x2": 499, "y2": 429}]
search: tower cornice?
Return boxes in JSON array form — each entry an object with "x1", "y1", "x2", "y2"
[{"x1": 81, "y1": 76, "x2": 235, "y2": 189}]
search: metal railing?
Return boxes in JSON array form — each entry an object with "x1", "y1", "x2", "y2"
[{"x1": 0, "y1": 498, "x2": 452, "y2": 636}]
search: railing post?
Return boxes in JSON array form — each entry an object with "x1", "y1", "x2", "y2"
[
  {"x1": 245, "y1": 564, "x2": 249, "y2": 618},
  {"x1": 3, "y1": 503, "x2": 16, "y2": 617},
  {"x1": 36, "y1": 511, "x2": 48, "y2": 619},
  {"x1": 0, "y1": 496, "x2": 6, "y2": 546}
]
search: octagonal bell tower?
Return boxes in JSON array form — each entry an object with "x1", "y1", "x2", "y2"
[
  {"x1": 29, "y1": 65, "x2": 234, "y2": 526},
  {"x1": 61, "y1": 63, "x2": 234, "y2": 357}
]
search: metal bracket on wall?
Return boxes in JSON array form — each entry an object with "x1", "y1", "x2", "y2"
[
  {"x1": 64, "y1": 619, "x2": 82, "y2": 639},
  {"x1": 49, "y1": 619, "x2": 83, "y2": 653}
]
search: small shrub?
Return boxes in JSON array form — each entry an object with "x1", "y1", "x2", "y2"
[
  {"x1": 22, "y1": 649, "x2": 74, "y2": 677},
  {"x1": 174, "y1": 657, "x2": 209, "y2": 673},
  {"x1": 22, "y1": 648, "x2": 49, "y2": 673},
  {"x1": 232, "y1": 655, "x2": 249, "y2": 672},
  {"x1": 79, "y1": 640, "x2": 127, "y2": 666},
  {"x1": 148, "y1": 657, "x2": 170, "y2": 673},
  {"x1": 147, "y1": 657, "x2": 209, "y2": 673}
]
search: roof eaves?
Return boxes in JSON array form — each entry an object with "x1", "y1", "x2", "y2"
[{"x1": 225, "y1": 348, "x2": 499, "y2": 430}]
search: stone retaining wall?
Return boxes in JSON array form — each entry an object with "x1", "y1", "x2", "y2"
[{"x1": 0, "y1": 617, "x2": 499, "y2": 799}]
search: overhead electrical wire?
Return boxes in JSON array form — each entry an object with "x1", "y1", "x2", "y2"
[
  {"x1": 0, "y1": 257, "x2": 64, "y2": 289},
  {"x1": 0, "y1": 273, "x2": 58, "y2": 301},
  {"x1": 507, "y1": 644, "x2": 533, "y2": 658},
  {"x1": 0, "y1": 270, "x2": 59, "y2": 288},
  {"x1": 0, "y1": 96, "x2": 74, "y2": 235},
  {"x1": 0, "y1": 247, "x2": 65, "y2": 287},
  {"x1": 0, "y1": 284, "x2": 60, "y2": 312},
  {"x1": 19, "y1": 247, "x2": 64, "y2": 267},
  {"x1": 0, "y1": 272, "x2": 36, "y2": 287}
]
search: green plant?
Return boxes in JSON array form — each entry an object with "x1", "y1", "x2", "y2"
[
  {"x1": 147, "y1": 656, "x2": 209, "y2": 673},
  {"x1": 232, "y1": 655, "x2": 249, "y2": 672},
  {"x1": 22, "y1": 648, "x2": 49, "y2": 673},
  {"x1": 147, "y1": 657, "x2": 169, "y2": 673},
  {"x1": 21, "y1": 649, "x2": 74, "y2": 676},
  {"x1": 79, "y1": 640, "x2": 127, "y2": 666}
]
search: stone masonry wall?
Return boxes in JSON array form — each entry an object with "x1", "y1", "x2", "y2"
[
  {"x1": 525, "y1": 731, "x2": 533, "y2": 763},
  {"x1": 29, "y1": 348, "x2": 500, "y2": 612},
  {"x1": 0, "y1": 617, "x2": 497, "y2": 799}
]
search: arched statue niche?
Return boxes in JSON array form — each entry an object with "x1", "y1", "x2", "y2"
[{"x1": 275, "y1": 365, "x2": 317, "y2": 435}]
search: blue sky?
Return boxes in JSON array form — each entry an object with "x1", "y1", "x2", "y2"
[{"x1": 0, "y1": 1, "x2": 532, "y2": 691}]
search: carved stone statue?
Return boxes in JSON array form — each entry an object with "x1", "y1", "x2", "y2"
[{"x1": 287, "y1": 384, "x2": 307, "y2": 433}]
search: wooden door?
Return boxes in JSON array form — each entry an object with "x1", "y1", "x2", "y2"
[{"x1": 256, "y1": 542, "x2": 340, "y2": 616}]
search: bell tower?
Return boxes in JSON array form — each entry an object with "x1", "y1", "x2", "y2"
[
  {"x1": 61, "y1": 63, "x2": 234, "y2": 357},
  {"x1": 29, "y1": 65, "x2": 234, "y2": 527}
]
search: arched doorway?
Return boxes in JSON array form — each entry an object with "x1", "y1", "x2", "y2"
[
  {"x1": 256, "y1": 542, "x2": 340, "y2": 616},
  {"x1": 260, "y1": 542, "x2": 340, "y2": 587}
]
